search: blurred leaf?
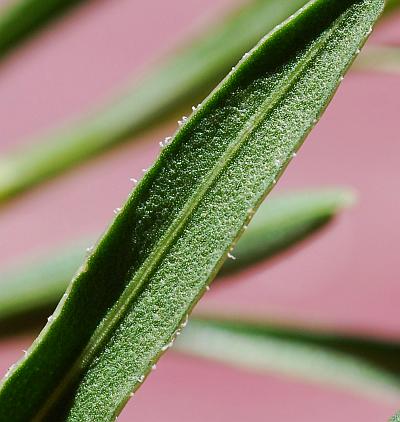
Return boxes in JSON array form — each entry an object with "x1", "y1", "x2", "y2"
[
  {"x1": 0, "y1": 0, "x2": 395, "y2": 204},
  {"x1": 0, "y1": 0, "x2": 310, "y2": 203},
  {"x1": 384, "y1": 0, "x2": 400, "y2": 15},
  {"x1": 354, "y1": 46, "x2": 400, "y2": 74},
  {"x1": 0, "y1": 0, "x2": 396, "y2": 62},
  {"x1": 176, "y1": 317, "x2": 400, "y2": 403},
  {"x1": 0, "y1": 188, "x2": 354, "y2": 332},
  {"x1": 0, "y1": 238, "x2": 89, "y2": 330},
  {"x1": 0, "y1": 0, "x2": 383, "y2": 420},
  {"x1": 0, "y1": 0, "x2": 84, "y2": 57},
  {"x1": 220, "y1": 187, "x2": 354, "y2": 274}
]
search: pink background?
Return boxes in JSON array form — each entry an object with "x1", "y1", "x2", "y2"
[{"x1": 0, "y1": 1, "x2": 399, "y2": 420}]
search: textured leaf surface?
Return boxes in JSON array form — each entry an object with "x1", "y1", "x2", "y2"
[
  {"x1": 176, "y1": 318, "x2": 400, "y2": 403},
  {"x1": 0, "y1": 0, "x2": 309, "y2": 203},
  {"x1": 390, "y1": 412, "x2": 400, "y2": 422},
  {"x1": 0, "y1": 188, "x2": 352, "y2": 329},
  {"x1": 0, "y1": 1, "x2": 383, "y2": 420},
  {"x1": 0, "y1": 0, "x2": 84, "y2": 57}
]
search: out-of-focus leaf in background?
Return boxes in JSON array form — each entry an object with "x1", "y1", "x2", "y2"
[
  {"x1": 0, "y1": 0, "x2": 84, "y2": 58},
  {"x1": 0, "y1": 188, "x2": 354, "y2": 334},
  {"x1": 0, "y1": 0, "x2": 309, "y2": 203},
  {"x1": 0, "y1": 0, "x2": 397, "y2": 204},
  {"x1": 355, "y1": 46, "x2": 400, "y2": 74},
  {"x1": 384, "y1": 0, "x2": 400, "y2": 15},
  {"x1": 176, "y1": 317, "x2": 400, "y2": 403}
]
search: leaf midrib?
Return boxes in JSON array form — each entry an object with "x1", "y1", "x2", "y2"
[{"x1": 33, "y1": 9, "x2": 343, "y2": 420}]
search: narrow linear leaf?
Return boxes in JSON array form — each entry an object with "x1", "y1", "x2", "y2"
[
  {"x1": 0, "y1": 0, "x2": 84, "y2": 57},
  {"x1": 0, "y1": 0, "x2": 311, "y2": 203},
  {"x1": 220, "y1": 187, "x2": 354, "y2": 274},
  {"x1": 0, "y1": 188, "x2": 354, "y2": 332},
  {"x1": 0, "y1": 0, "x2": 394, "y2": 204},
  {"x1": 354, "y1": 46, "x2": 400, "y2": 74},
  {"x1": 0, "y1": 238, "x2": 89, "y2": 329},
  {"x1": 176, "y1": 317, "x2": 400, "y2": 403},
  {"x1": 0, "y1": 0, "x2": 396, "y2": 63},
  {"x1": 0, "y1": 1, "x2": 383, "y2": 420}
]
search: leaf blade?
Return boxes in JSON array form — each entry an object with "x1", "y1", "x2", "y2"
[
  {"x1": 221, "y1": 187, "x2": 354, "y2": 274},
  {"x1": 0, "y1": 0, "x2": 310, "y2": 203},
  {"x1": 176, "y1": 317, "x2": 400, "y2": 403},
  {"x1": 0, "y1": 1, "x2": 383, "y2": 420},
  {"x1": 0, "y1": 0, "x2": 84, "y2": 58}
]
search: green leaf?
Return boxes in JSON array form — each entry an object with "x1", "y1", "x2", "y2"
[
  {"x1": 176, "y1": 317, "x2": 400, "y2": 403},
  {"x1": 0, "y1": 188, "x2": 353, "y2": 332},
  {"x1": 0, "y1": 1, "x2": 383, "y2": 420},
  {"x1": 220, "y1": 187, "x2": 354, "y2": 274},
  {"x1": 0, "y1": 0, "x2": 396, "y2": 63},
  {"x1": 0, "y1": 238, "x2": 89, "y2": 332},
  {"x1": 0, "y1": 0, "x2": 394, "y2": 204},
  {"x1": 354, "y1": 46, "x2": 400, "y2": 74},
  {"x1": 384, "y1": 0, "x2": 400, "y2": 15},
  {"x1": 0, "y1": 0, "x2": 84, "y2": 58},
  {"x1": 0, "y1": 0, "x2": 309, "y2": 203}
]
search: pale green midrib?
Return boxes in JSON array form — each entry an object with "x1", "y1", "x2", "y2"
[
  {"x1": 78, "y1": 18, "x2": 338, "y2": 367},
  {"x1": 32, "y1": 14, "x2": 342, "y2": 420}
]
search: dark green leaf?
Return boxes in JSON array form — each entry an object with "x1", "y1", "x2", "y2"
[
  {"x1": 0, "y1": 1, "x2": 383, "y2": 420},
  {"x1": 0, "y1": 0, "x2": 84, "y2": 58}
]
